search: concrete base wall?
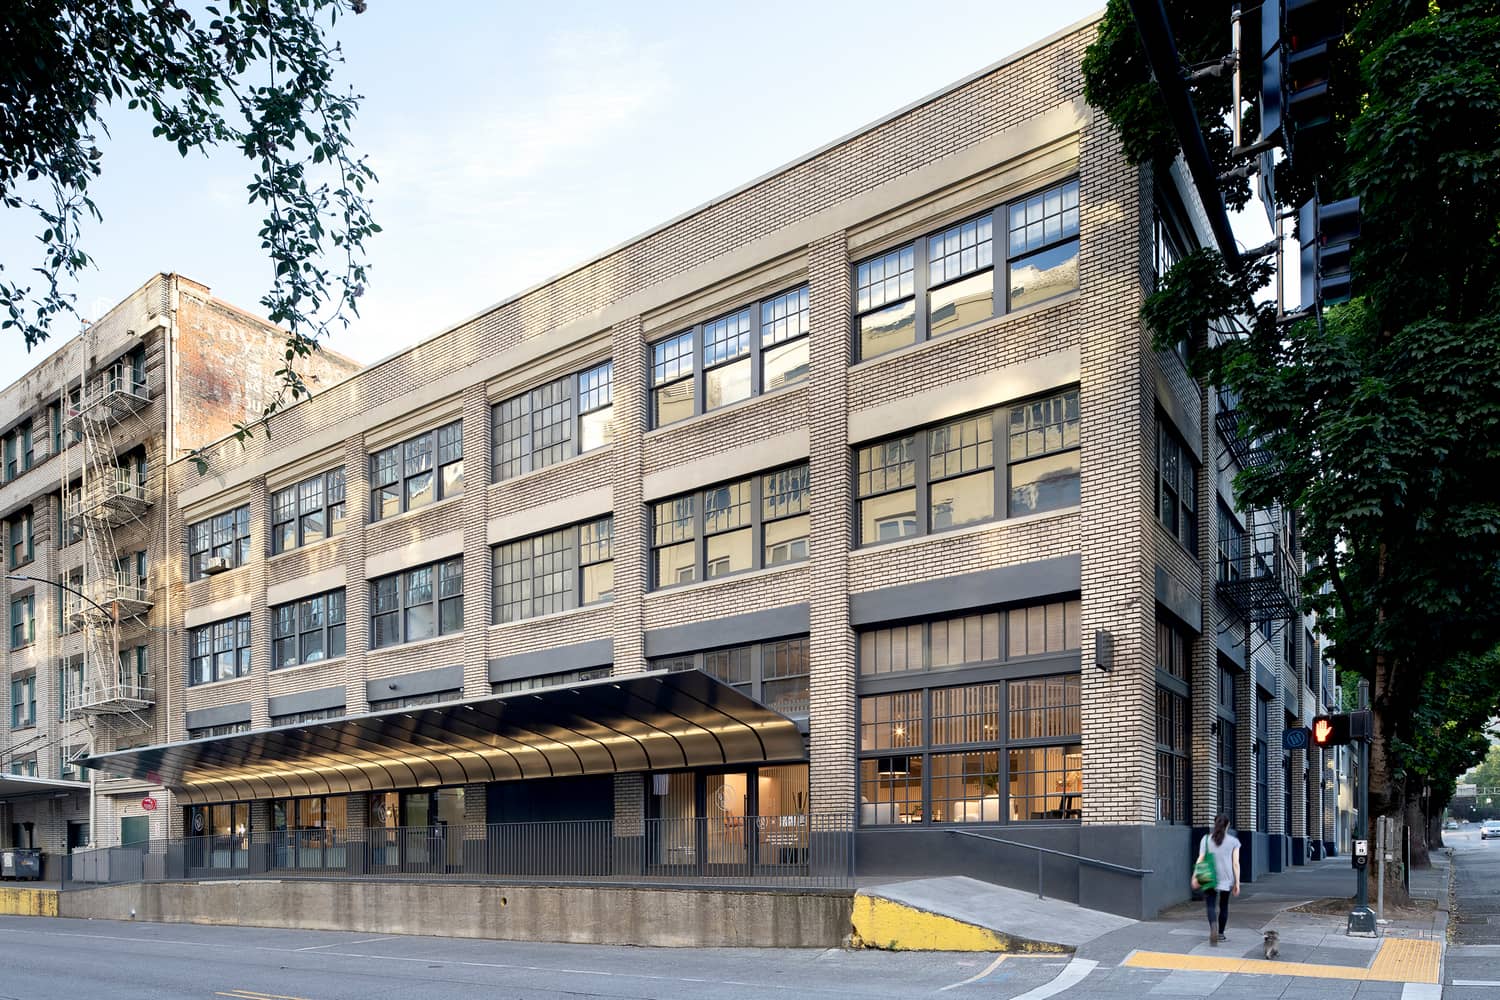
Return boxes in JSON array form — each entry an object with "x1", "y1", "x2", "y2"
[{"x1": 58, "y1": 880, "x2": 854, "y2": 949}]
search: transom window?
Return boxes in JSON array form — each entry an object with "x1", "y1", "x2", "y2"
[
  {"x1": 858, "y1": 674, "x2": 1081, "y2": 825},
  {"x1": 188, "y1": 506, "x2": 251, "y2": 580},
  {"x1": 189, "y1": 616, "x2": 252, "y2": 686},
  {"x1": 650, "y1": 284, "x2": 811, "y2": 427},
  {"x1": 650, "y1": 636, "x2": 810, "y2": 717},
  {"x1": 272, "y1": 590, "x2": 347, "y2": 668},
  {"x1": 272, "y1": 469, "x2": 347, "y2": 554},
  {"x1": 651, "y1": 462, "x2": 809, "y2": 588},
  {"x1": 854, "y1": 179, "x2": 1079, "y2": 361},
  {"x1": 492, "y1": 360, "x2": 614, "y2": 481},
  {"x1": 858, "y1": 599, "x2": 1082, "y2": 677},
  {"x1": 492, "y1": 515, "x2": 614, "y2": 623},
  {"x1": 1157, "y1": 420, "x2": 1199, "y2": 555},
  {"x1": 371, "y1": 558, "x2": 463, "y2": 648},
  {"x1": 370, "y1": 421, "x2": 463, "y2": 521},
  {"x1": 855, "y1": 389, "x2": 1079, "y2": 546}
]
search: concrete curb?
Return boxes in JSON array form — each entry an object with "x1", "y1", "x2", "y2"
[{"x1": 848, "y1": 891, "x2": 1072, "y2": 953}]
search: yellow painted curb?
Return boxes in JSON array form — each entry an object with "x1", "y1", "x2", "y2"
[
  {"x1": 1124, "y1": 937, "x2": 1440, "y2": 985},
  {"x1": 0, "y1": 886, "x2": 59, "y2": 917},
  {"x1": 849, "y1": 893, "x2": 1068, "y2": 953}
]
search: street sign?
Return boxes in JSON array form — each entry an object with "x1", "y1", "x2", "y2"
[
  {"x1": 140, "y1": 797, "x2": 157, "y2": 812},
  {"x1": 1283, "y1": 727, "x2": 1310, "y2": 750},
  {"x1": 1352, "y1": 838, "x2": 1368, "y2": 869}
]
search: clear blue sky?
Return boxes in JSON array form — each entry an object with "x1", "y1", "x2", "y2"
[{"x1": 0, "y1": 2, "x2": 1105, "y2": 372}]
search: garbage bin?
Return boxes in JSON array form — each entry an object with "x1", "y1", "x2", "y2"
[{"x1": 2, "y1": 849, "x2": 43, "y2": 880}]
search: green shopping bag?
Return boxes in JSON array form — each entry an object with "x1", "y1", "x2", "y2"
[{"x1": 1193, "y1": 854, "x2": 1217, "y2": 891}]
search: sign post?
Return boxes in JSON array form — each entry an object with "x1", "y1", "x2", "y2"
[{"x1": 1348, "y1": 681, "x2": 1377, "y2": 936}]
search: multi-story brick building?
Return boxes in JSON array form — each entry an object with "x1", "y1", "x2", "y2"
[
  {"x1": 87, "y1": 18, "x2": 1329, "y2": 917},
  {"x1": 0, "y1": 274, "x2": 359, "y2": 874}
]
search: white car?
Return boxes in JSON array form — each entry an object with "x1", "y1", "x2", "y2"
[{"x1": 1482, "y1": 821, "x2": 1500, "y2": 840}]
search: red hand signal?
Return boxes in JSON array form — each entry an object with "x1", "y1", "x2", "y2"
[{"x1": 1313, "y1": 718, "x2": 1333, "y2": 744}]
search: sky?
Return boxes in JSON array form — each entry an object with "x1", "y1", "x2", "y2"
[{"x1": 2, "y1": 2, "x2": 1120, "y2": 372}]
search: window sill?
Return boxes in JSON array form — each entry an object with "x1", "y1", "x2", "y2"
[
  {"x1": 270, "y1": 655, "x2": 346, "y2": 677},
  {"x1": 369, "y1": 493, "x2": 464, "y2": 531},
  {"x1": 851, "y1": 504, "x2": 1080, "y2": 557},
  {"x1": 188, "y1": 673, "x2": 252, "y2": 692},
  {"x1": 368, "y1": 631, "x2": 465, "y2": 657},
  {"x1": 9, "y1": 642, "x2": 34, "y2": 653},
  {"x1": 488, "y1": 601, "x2": 611, "y2": 632},
  {"x1": 850, "y1": 291, "x2": 1080, "y2": 372},
  {"x1": 267, "y1": 533, "x2": 342, "y2": 565},
  {"x1": 644, "y1": 380, "x2": 810, "y2": 439},
  {"x1": 646, "y1": 558, "x2": 806, "y2": 599},
  {"x1": 189, "y1": 563, "x2": 250, "y2": 586},
  {"x1": 489, "y1": 444, "x2": 615, "y2": 492}
]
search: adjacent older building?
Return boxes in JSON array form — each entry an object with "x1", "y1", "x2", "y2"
[
  {"x1": 85, "y1": 18, "x2": 1334, "y2": 916},
  {"x1": 0, "y1": 274, "x2": 359, "y2": 874}
]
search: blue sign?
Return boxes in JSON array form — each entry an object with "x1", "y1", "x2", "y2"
[{"x1": 1283, "y1": 727, "x2": 1310, "y2": 750}]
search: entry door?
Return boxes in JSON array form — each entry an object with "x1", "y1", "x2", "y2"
[
  {"x1": 120, "y1": 815, "x2": 149, "y2": 847},
  {"x1": 705, "y1": 772, "x2": 749, "y2": 867},
  {"x1": 66, "y1": 821, "x2": 90, "y2": 851}
]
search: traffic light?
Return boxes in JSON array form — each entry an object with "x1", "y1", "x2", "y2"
[
  {"x1": 1259, "y1": 1, "x2": 1346, "y2": 165},
  {"x1": 1299, "y1": 196, "x2": 1360, "y2": 309},
  {"x1": 1311, "y1": 713, "x2": 1353, "y2": 747}
]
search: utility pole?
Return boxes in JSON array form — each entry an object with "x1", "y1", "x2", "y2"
[{"x1": 1349, "y1": 679, "x2": 1377, "y2": 936}]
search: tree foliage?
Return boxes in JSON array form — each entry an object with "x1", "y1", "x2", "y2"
[
  {"x1": 1084, "y1": 1, "x2": 1500, "y2": 847},
  {"x1": 1462, "y1": 741, "x2": 1500, "y2": 790},
  {"x1": 1, "y1": 0, "x2": 377, "y2": 437}
]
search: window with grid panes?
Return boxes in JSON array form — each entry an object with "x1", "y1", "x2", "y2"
[
  {"x1": 1007, "y1": 179, "x2": 1080, "y2": 311},
  {"x1": 855, "y1": 245, "x2": 917, "y2": 359},
  {"x1": 928, "y1": 212, "x2": 996, "y2": 339},
  {"x1": 59, "y1": 657, "x2": 82, "y2": 718},
  {"x1": 1218, "y1": 503, "x2": 1244, "y2": 584},
  {"x1": 857, "y1": 600, "x2": 1080, "y2": 678},
  {"x1": 649, "y1": 637, "x2": 810, "y2": 717},
  {"x1": 8, "y1": 508, "x2": 32, "y2": 567},
  {"x1": 1156, "y1": 686, "x2": 1190, "y2": 823},
  {"x1": 10, "y1": 675, "x2": 35, "y2": 728},
  {"x1": 1255, "y1": 694, "x2": 1270, "y2": 832},
  {"x1": 187, "y1": 506, "x2": 251, "y2": 580},
  {"x1": 271, "y1": 469, "x2": 346, "y2": 554},
  {"x1": 370, "y1": 558, "x2": 463, "y2": 648},
  {"x1": 1157, "y1": 420, "x2": 1199, "y2": 554},
  {"x1": 493, "y1": 519, "x2": 615, "y2": 623},
  {"x1": 856, "y1": 389, "x2": 1079, "y2": 546},
  {"x1": 368, "y1": 422, "x2": 462, "y2": 521},
  {"x1": 18, "y1": 420, "x2": 32, "y2": 472},
  {"x1": 650, "y1": 463, "x2": 809, "y2": 588},
  {"x1": 493, "y1": 666, "x2": 611, "y2": 694},
  {"x1": 10, "y1": 755, "x2": 37, "y2": 777},
  {"x1": 272, "y1": 590, "x2": 346, "y2": 668},
  {"x1": 1156, "y1": 617, "x2": 1189, "y2": 681},
  {"x1": 9, "y1": 594, "x2": 33, "y2": 649},
  {"x1": 188, "y1": 615, "x2": 252, "y2": 685},
  {"x1": 3, "y1": 432, "x2": 15, "y2": 481},
  {"x1": 118, "y1": 644, "x2": 149, "y2": 693},
  {"x1": 649, "y1": 285, "x2": 812, "y2": 427}
]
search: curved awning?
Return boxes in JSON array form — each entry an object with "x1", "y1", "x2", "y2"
[
  {"x1": 84, "y1": 670, "x2": 806, "y2": 806},
  {"x1": 0, "y1": 775, "x2": 90, "y2": 802}
]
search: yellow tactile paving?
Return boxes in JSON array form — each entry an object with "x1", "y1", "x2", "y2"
[{"x1": 1123, "y1": 937, "x2": 1441, "y2": 985}]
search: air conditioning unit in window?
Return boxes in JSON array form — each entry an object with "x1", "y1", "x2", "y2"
[{"x1": 203, "y1": 556, "x2": 232, "y2": 575}]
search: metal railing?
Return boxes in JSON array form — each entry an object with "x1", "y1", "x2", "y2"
[
  {"x1": 62, "y1": 815, "x2": 855, "y2": 891},
  {"x1": 65, "y1": 680, "x2": 155, "y2": 715},
  {"x1": 948, "y1": 829, "x2": 1153, "y2": 901}
]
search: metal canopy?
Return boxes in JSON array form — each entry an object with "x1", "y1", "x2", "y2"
[
  {"x1": 84, "y1": 670, "x2": 806, "y2": 806},
  {"x1": 0, "y1": 775, "x2": 90, "y2": 801}
]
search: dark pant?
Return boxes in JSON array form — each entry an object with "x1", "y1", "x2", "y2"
[{"x1": 1204, "y1": 889, "x2": 1230, "y2": 932}]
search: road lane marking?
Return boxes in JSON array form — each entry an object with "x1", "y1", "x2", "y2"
[
  {"x1": 294, "y1": 935, "x2": 395, "y2": 951},
  {"x1": 1005, "y1": 958, "x2": 1097, "y2": 1000},
  {"x1": 1400, "y1": 984, "x2": 1441, "y2": 1000},
  {"x1": 939, "y1": 953, "x2": 1008, "y2": 991},
  {"x1": 216, "y1": 992, "x2": 314, "y2": 1000},
  {"x1": 1452, "y1": 981, "x2": 1500, "y2": 986}
]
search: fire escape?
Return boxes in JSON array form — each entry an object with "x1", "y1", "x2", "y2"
[{"x1": 62, "y1": 345, "x2": 156, "y2": 724}]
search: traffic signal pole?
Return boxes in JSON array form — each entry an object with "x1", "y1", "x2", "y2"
[{"x1": 1349, "y1": 680, "x2": 1376, "y2": 936}]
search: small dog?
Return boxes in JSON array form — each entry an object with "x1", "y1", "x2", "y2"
[{"x1": 1263, "y1": 930, "x2": 1281, "y2": 960}]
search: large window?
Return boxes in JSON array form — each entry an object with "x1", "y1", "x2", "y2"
[
  {"x1": 189, "y1": 616, "x2": 252, "y2": 686},
  {"x1": 1217, "y1": 504, "x2": 1244, "y2": 585},
  {"x1": 272, "y1": 590, "x2": 347, "y2": 668},
  {"x1": 371, "y1": 558, "x2": 463, "y2": 648},
  {"x1": 1255, "y1": 695, "x2": 1271, "y2": 832},
  {"x1": 853, "y1": 180, "x2": 1079, "y2": 361},
  {"x1": 492, "y1": 360, "x2": 615, "y2": 480},
  {"x1": 187, "y1": 506, "x2": 251, "y2": 580},
  {"x1": 492, "y1": 516, "x2": 613, "y2": 623},
  {"x1": 858, "y1": 675, "x2": 1081, "y2": 825},
  {"x1": 271, "y1": 468, "x2": 346, "y2": 553},
  {"x1": 650, "y1": 637, "x2": 810, "y2": 717},
  {"x1": 855, "y1": 389, "x2": 1079, "y2": 545},
  {"x1": 649, "y1": 284, "x2": 811, "y2": 427},
  {"x1": 1158, "y1": 420, "x2": 1199, "y2": 554},
  {"x1": 8, "y1": 508, "x2": 33, "y2": 568},
  {"x1": 651, "y1": 462, "x2": 808, "y2": 588},
  {"x1": 10, "y1": 674, "x2": 36, "y2": 729},
  {"x1": 369, "y1": 421, "x2": 463, "y2": 521},
  {"x1": 1217, "y1": 666, "x2": 1238, "y2": 825},
  {"x1": 59, "y1": 657, "x2": 83, "y2": 719},
  {"x1": 9, "y1": 594, "x2": 34, "y2": 649},
  {"x1": 1156, "y1": 687, "x2": 1190, "y2": 824},
  {"x1": 859, "y1": 600, "x2": 1081, "y2": 678}
]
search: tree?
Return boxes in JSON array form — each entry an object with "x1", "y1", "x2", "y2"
[
  {"x1": 1, "y1": 0, "x2": 377, "y2": 436},
  {"x1": 1084, "y1": 2, "x2": 1500, "y2": 898},
  {"x1": 1462, "y1": 741, "x2": 1500, "y2": 791}
]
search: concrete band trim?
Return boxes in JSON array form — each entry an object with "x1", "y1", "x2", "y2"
[
  {"x1": 643, "y1": 604, "x2": 812, "y2": 658},
  {"x1": 267, "y1": 685, "x2": 346, "y2": 719},
  {"x1": 849, "y1": 554, "x2": 1081, "y2": 627},
  {"x1": 1154, "y1": 565, "x2": 1204, "y2": 634},
  {"x1": 365, "y1": 664, "x2": 464, "y2": 705},
  {"x1": 183, "y1": 701, "x2": 252, "y2": 731},
  {"x1": 488, "y1": 638, "x2": 615, "y2": 683}
]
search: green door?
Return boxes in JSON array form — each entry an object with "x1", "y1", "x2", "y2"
[{"x1": 120, "y1": 815, "x2": 149, "y2": 847}]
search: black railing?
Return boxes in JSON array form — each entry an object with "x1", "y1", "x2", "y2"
[
  {"x1": 1216, "y1": 530, "x2": 1299, "y2": 623},
  {"x1": 1215, "y1": 390, "x2": 1277, "y2": 471},
  {"x1": 61, "y1": 815, "x2": 854, "y2": 891},
  {"x1": 948, "y1": 830, "x2": 1152, "y2": 901}
]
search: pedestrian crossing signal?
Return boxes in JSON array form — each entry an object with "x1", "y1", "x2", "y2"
[{"x1": 1311, "y1": 714, "x2": 1352, "y2": 746}]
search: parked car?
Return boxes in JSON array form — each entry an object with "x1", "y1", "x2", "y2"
[
  {"x1": 1444, "y1": 819, "x2": 1459, "y2": 830},
  {"x1": 1482, "y1": 821, "x2": 1500, "y2": 840}
]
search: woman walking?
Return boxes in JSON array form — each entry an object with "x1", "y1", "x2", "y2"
[{"x1": 1194, "y1": 813, "x2": 1241, "y2": 945}]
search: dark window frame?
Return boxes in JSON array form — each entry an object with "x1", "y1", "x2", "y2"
[
  {"x1": 649, "y1": 462, "x2": 809, "y2": 590},
  {"x1": 1157, "y1": 418, "x2": 1199, "y2": 556},
  {"x1": 858, "y1": 599, "x2": 1082, "y2": 680},
  {"x1": 9, "y1": 593, "x2": 34, "y2": 649},
  {"x1": 369, "y1": 421, "x2": 464, "y2": 522},
  {"x1": 272, "y1": 589, "x2": 347, "y2": 668},
  {"x1": 650, "y1": 636, "x2": 810, "y2": 718},
  {"x1": 854, "y1": 388, "x2": 1080, "y2": 547},
  {"x1": 648, "y1": 284, "x2": 811, "y2": 429},
  {"x1": 370, "y1": 557, "x2": 464, "y2": 649},
  {"x1": 188, "y1": 615, "x2": 253, "y2": 686},
  {"x1": 271, "y1": 468, "x2": 347, "y2": 554},
  {"x1": 492, "y1": 515, "x2": 614, "y2": 624},
  {"x1": 492, "y1": 359, "x2": 615, "y2": 481},
  {"x1": 9, "y1": 674, "x2": 36, "y2": 729},
  {"x1": 187, "y1": 506, "x2": 252, "y2": 581},
  {"x1": 8, "y1": 508, "x2": 33, "y2": 568}
]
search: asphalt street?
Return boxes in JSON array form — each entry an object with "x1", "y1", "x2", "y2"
[{"x1": 1445, "y1": 826, "x2": 1500, "y2": 999}]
